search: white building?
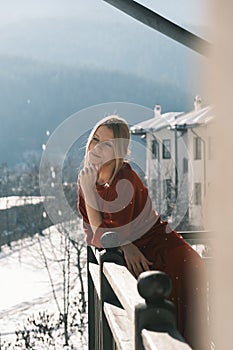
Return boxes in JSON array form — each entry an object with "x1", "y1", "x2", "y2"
[{"x1": 131, "y1": 97, "x2": 214, "y2": 230}]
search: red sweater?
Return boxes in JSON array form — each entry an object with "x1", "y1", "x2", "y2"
[
  {"x1": 78, "y1": 162, "x2": 210, "y2": 349},
  {"x1": 78, "y1": 162, "x2": 173, "y2": 248}
]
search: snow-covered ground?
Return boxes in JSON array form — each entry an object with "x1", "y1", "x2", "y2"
[
  {"x1": 0, "y1": 221, "x2": 88, "y2": 349},
  {"x1": 0, "y1": 196, "x2": 48, "y2": 209},
  {"x1": 0, "y1": 196, "x2": 207, "y2": 349}
]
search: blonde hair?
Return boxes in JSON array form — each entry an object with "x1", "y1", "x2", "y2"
[{"x1": 84, "y1": 115, "x2": 130, "y2": 179}]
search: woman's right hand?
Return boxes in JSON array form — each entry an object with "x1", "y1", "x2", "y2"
[
  {"x1": 78, "y1": 164, "x2": 98, "y2": 195},
  {"x1": 121, "y1": 242, "x2": 153, "y2": 278}
]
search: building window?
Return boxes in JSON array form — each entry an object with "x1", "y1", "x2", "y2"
[
  {"x1": 162, "y1": 139, "x2": 171, "y2": 159},
  {"x1": 194, "y1": 137, "x2": 202, "y2": 160},
  {"x1": 194, "y1": 183, "x2": 202, "y2": 205},
  {"x1": 151, "y1": 179, "x2": 156, "y2": 200},
  {"x1": 163, "y1": 179, "x2": 172, "y2": 200},
  {"x1": 183, "y1": 157, "x2": 188, "y2": 173},
  {"x1": 151, "y1": 139, "x2": 159, "y2": 159}
]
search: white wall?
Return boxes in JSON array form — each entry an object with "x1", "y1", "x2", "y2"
[{"x1": 146, "y1": 121, "x2": 213, "y2": 229}]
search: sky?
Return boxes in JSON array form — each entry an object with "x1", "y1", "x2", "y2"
[
  {"x1": 0, "y1": 0, "x2": 211, "y2": 36},
  {"x1": 0, "y1": 0, "x2": 211, "y2": 166}
]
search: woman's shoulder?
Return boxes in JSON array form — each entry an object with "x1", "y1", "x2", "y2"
[
  {"x1": 119, "y1": 162, "x2": 135, "y2": 177},
  {"x1": 118, "y1": 162, "x2": 145, "y2": 186}
]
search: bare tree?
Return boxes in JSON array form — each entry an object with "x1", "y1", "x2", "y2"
[{"x1": 35, "y1": 219, "x2": 87, "y2": 347}]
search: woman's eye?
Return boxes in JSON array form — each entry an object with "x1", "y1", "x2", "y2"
[
  {"x1": 104, "y1": 142, "x2": 112, "y2": 148},
  {"x1": 92, "y1": 137, "x2": 99, "y2": 143}
]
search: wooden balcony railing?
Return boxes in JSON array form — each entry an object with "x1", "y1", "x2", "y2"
[{"x1": 86, "y1": 231, "x2": 212, "y2": 350}]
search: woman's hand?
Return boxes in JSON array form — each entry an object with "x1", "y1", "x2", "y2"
[
  {"x1": 78, "y1": 164, "x2": 103, "y2": 231},
  {"x1": 78, "y1": 164, "x2": 98, "y2": 196},
  {"x1": 121, "y1": 242, "x2": 153, "y2": 278}
]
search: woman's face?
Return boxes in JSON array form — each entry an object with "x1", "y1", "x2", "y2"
[{"x1": 88, "y1": 125, "x2": 116, "y2": 168}]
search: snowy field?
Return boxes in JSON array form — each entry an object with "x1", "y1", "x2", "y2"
[
  {"x1": 0, "y1": 221, "x2": 88, "y2": 349},
  {"x1": 0, "y1": 196, "x2": 47, "y2": 209},
  {"x1": 0, "y1": 196, "x2": 207, "y2": 349}
]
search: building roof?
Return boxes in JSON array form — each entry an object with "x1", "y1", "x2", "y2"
[
  {"x1": 130, "y1": 106, "x2": 213, "y2": 134},
  {"x1": 130, "y1": 112, "x2": 183, "y2": 133},
  {"x1": 174, "y1": 106, "x2": 213, "y2": 128}
]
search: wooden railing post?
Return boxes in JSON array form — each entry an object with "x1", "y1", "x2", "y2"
[
  {"x1": 135, "y1": 270, "x2": 187, "y2": 350},
  {"x1": 99, "y1": 232, "x2": 125, "y2": 350},
  {"x1": 87, "y1": 245, "x2": 99, "y2": 350}
]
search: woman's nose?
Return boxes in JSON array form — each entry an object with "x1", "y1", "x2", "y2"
[
  {"x1": 92, "y1": 143, "x2": 103, "y2": 154},
  {"x1": 96, "y1": 142, "x2": 105, "y2": 151}
]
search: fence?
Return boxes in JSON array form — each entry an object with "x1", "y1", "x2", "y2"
[{"x1": 87, "y1": 231, "x2": 212, "y2": 350}]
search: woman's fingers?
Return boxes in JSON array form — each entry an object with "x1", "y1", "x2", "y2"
[
  {"x1": 124, "y1": 258, "x2": 139, "y2": 277},
  {"x1": 133, "y1": 263, "x2": 144, "y2": 277},
  {"x1": 126, "y1": 257, "x2": 153, "y2": 278},
  {"x1": 79, "y1": 167, "x2": 88, "y2": 177},
  {"x1": 141, "y1": 260, "x2": 151, "y2": 272},
  {"x1": 89, "y1": 164, "x2": 98, "y2": 174},
  {"x1": 128, "y1": 262, "x2": 142, "y2": 278},
  {"x1": 79, "y1": 165, "x2": 97, "y2": 187},
  {"x1": 121, "y1": 243, "x2": 153, "y2": 278}
]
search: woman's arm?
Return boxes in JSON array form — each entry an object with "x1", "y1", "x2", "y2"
[
  {"x1": 84, "y1": 193, "x2": 102, "y2": 233},
  {"x1": 79, "y1": 163, "x2": 153, "y2": 277},
  {"x1": 121, "y1": 242, "x2": 152, "y2": 278},
  {"x1": 78, "y1": 164, "x2": 102, "y2": 233}
]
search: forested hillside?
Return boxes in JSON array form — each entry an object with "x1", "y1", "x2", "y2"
[{"x1": 0, "y1": 18, "x2": 207, "y2": 167}]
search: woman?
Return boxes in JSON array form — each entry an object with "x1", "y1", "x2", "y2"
[{"x1": 78, "y1": 115, "x2": 210, "y2": 349}]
